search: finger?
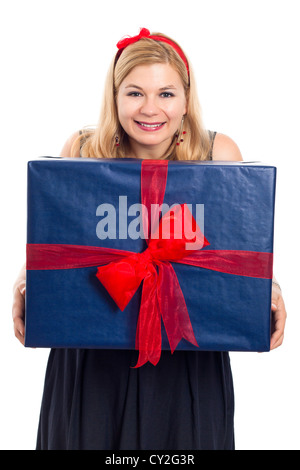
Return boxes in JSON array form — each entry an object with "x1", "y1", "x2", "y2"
[
  {"x1": 12, "y1": 288, "x2": 25, "y2": 322},
  {"x1": 270, "y1": 311, "x2": 286, "y2": 350},
  {"x1": 270, "y1": 331, "x2": 284, "y2": 350},
  {"x1": 270, "y1": 323, "x2": 283, "y2": 349},
  {"x1": 12, "y1": 287, "x2": 26, "y2": 345},
  {"x1": 13, "y1": 317, "x2": 25, "y2": 345}
]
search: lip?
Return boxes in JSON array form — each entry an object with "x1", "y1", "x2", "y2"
[{"x1": 134, "y1": 120, "x2": 166, "y2": 132}]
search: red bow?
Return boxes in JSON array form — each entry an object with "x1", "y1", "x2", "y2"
[
  {"x1": 117, "y1": 28, "x2": 151, "y2": 50},
  {"x1": 96, "y1": 203, "x2": 208, "y2": 367}
]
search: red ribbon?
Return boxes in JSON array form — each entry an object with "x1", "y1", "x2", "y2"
[{"x1": 27, "y1": 160, "x2": 273, "y2": 367}]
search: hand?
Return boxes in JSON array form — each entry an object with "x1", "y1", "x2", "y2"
[
  {"x1": 270, "y1": 283, "x2": 287, "y2": 350},
  {"x1": 12, "y1": 264, "x2": 26, "y2": 345}
]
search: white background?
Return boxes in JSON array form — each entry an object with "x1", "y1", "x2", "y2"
[{"x1": 0, "y1": 0, "x2": 299, "y2": 450}]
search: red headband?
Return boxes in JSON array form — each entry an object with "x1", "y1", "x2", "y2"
[{"x1": 116, "y1": 28, "x2": 189, "y2": 76}]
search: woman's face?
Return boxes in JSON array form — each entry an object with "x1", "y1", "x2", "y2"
[{"x1": 117, "y1": 63, "x2": 187, "y2": 159}]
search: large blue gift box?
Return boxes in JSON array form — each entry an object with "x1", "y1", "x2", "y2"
[{"x1": 25, "y1": 158, "x2": 276, "y2": 355}]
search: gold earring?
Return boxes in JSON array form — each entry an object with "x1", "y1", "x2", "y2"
[{"x1": 176, "y1": 116, "x2": 186, "y2": 146}]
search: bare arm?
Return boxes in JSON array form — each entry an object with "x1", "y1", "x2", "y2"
[
  {"x1": 212, "y1": 133, "x2": 243, "y2": 161},
  {"x1": 60, "y1": 131, "x2": 81, "y2": 158}
]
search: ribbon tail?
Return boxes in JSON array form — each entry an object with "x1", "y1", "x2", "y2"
[
  {"x1": 133, "y1": 267, "x2": 162, "y2": 368},
  {"x1": 158, "y1": 262, "x2": 198, "y2": 353}
]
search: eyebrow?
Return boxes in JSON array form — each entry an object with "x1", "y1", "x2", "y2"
[{"x1": 125, "y1": 84, "x2": 177, "y2": 90}]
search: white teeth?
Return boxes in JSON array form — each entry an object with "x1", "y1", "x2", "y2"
[{"x1": 138, "y1": 122, "x2": 163, "y2": 128}]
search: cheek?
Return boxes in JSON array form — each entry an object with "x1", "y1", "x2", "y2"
[
  {"x1": 117, "y1": 97, "x2": 137, "y2": 129},
  {"x1": 167, "y1": 107, "x2": 185, "y2": 130},
  {"x1": 165, "y1": 98, "x2": 187, "y2": 123}
]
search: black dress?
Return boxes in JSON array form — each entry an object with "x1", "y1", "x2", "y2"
[{"x1": 36, "y1": 131, "x2": 235, "y2": 450}]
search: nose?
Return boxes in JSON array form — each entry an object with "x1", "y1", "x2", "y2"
[{"x1": 139, "y1": 96, "x2": 159, "y2": 116}]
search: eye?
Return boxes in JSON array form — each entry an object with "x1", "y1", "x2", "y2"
[
  {"x1": 127, "y1": 92, "x2": 143, "y2": 97},
  {"x1": 160, "y1": 92, "x2": 175, "y2": 98}
]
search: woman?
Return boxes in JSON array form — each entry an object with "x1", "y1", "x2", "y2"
[{"x1": 12, "y1": 28, "x2": 287, "y2": 450}]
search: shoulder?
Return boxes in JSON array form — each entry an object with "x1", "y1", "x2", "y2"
[
  {"x1": 60, "y1": 131, "x2": 81, "y2": 158},
  {"x1": 212, "y1": 133, "x2": 243, "y2": 161}
]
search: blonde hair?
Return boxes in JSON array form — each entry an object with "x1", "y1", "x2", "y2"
[{"x1": 73, "y1": 33, "x2": 212, "y2": 161}]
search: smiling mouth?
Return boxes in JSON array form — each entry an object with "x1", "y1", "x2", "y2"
[{"x1": 135, "y1": 121, "x2": 166, "y2": 130}]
